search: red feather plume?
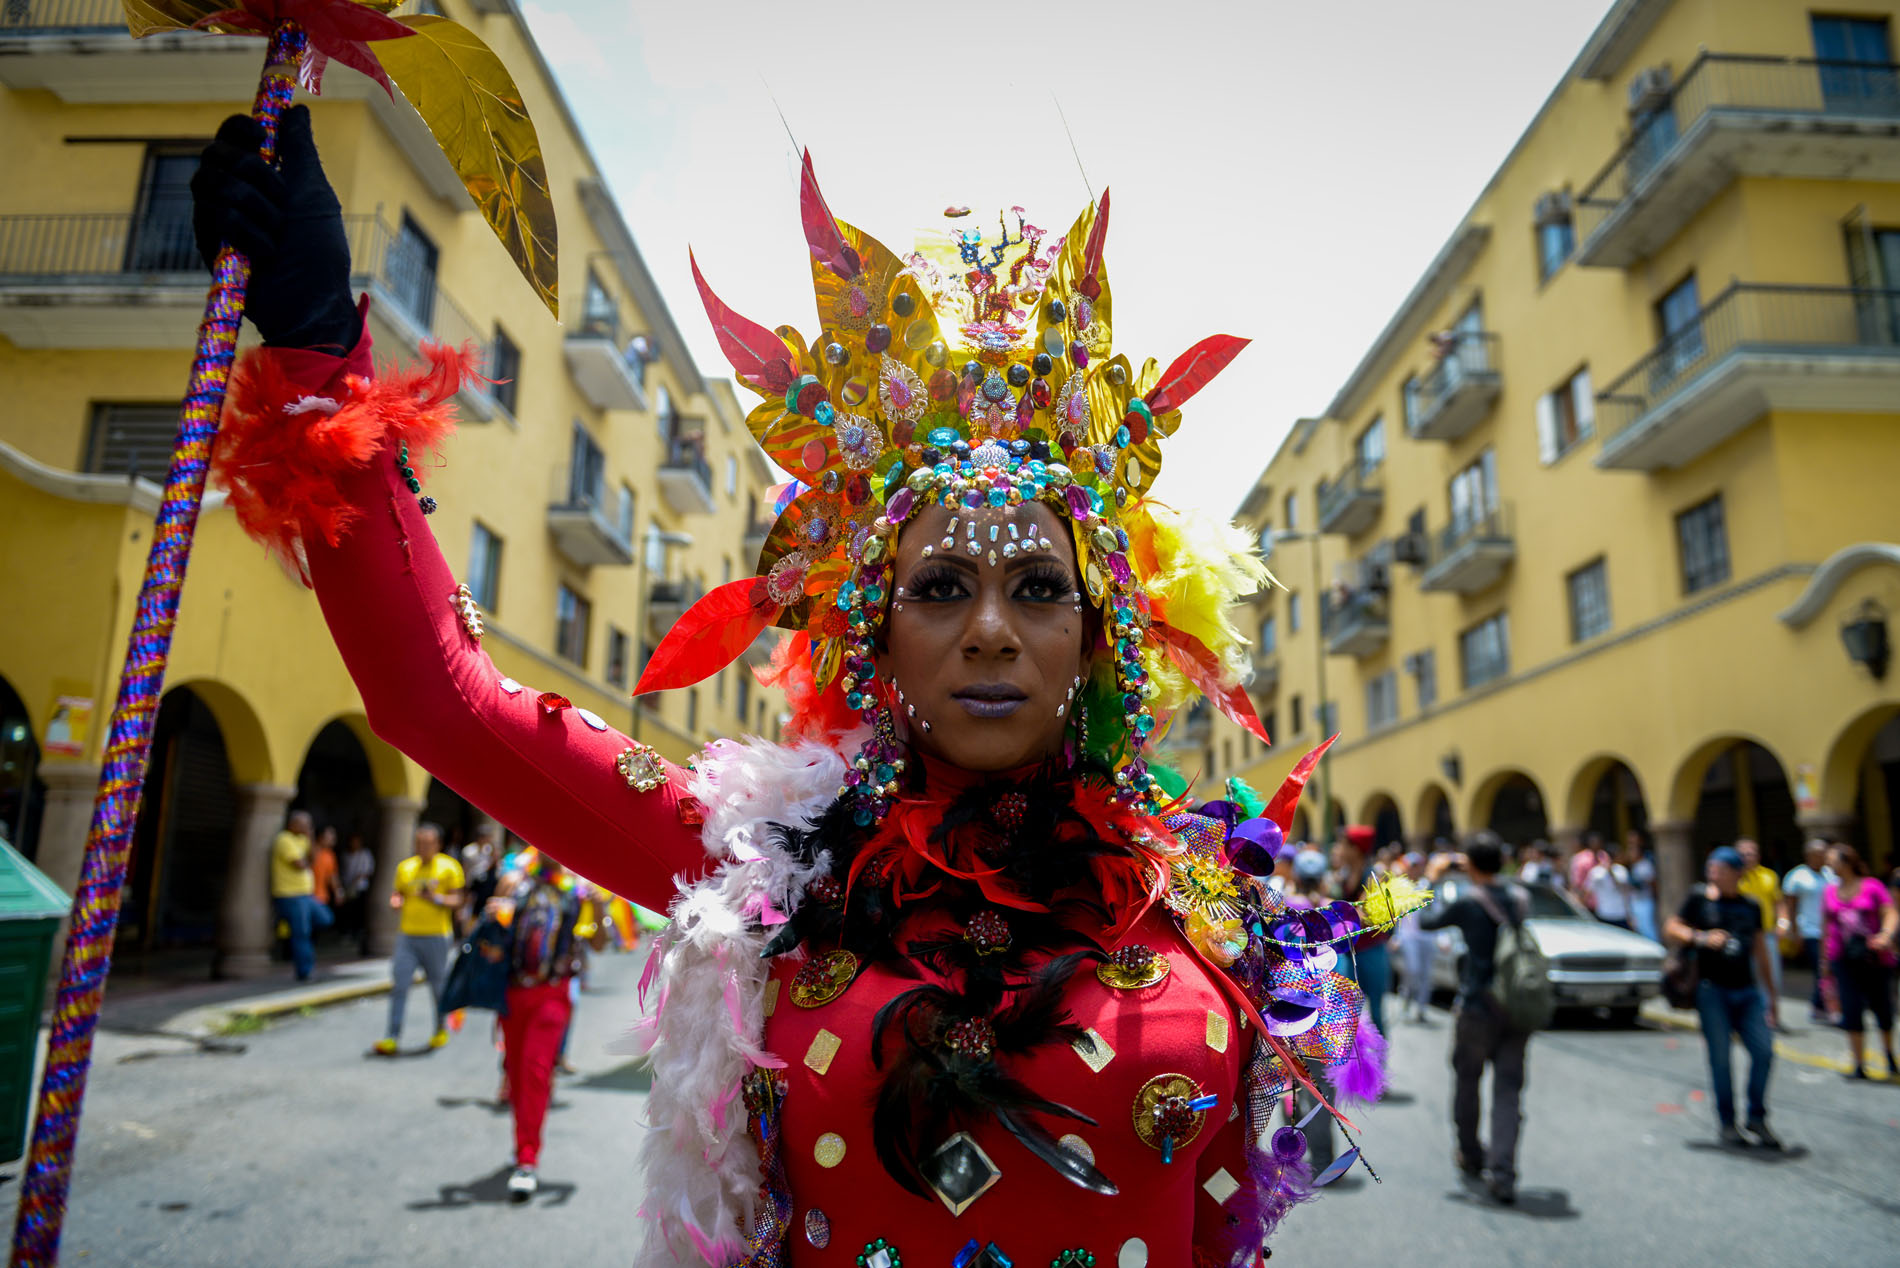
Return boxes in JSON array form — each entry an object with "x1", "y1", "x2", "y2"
[
  {"x1": 1082, "y1": 187, "x2": 1110, "y2": 285},
  {"x1": 1262, "y1": 735, "x2": 1338, "y2": 833},
  {"x1": 1144, "y1": 334, "x2": 1250, "y2": 415},
  {"x1": 689, "y1": 249, "x2": 793, "y2": 393},
  {"x1": 634, "y1": 578, "x2": 781, "y2": 695},
  {"x1": 799, "y1": 149, "x2": 859, "y2": 280},
  {"x1": 1152, "y1": 623, "x2": 1269, "y2": 744}
]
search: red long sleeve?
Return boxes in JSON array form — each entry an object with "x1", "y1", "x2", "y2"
[{"x1": 218, "y1": 317, "x2": 708, "y2": 910}]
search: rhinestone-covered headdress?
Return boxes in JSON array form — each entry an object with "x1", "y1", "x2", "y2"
[{"x1": 637, "y1": 154, "x2": 1270, "y2": 819}]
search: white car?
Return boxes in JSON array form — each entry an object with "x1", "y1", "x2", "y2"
[{"x1": 1419, "y1": 876, "x2": 1666, "y2": 1023}]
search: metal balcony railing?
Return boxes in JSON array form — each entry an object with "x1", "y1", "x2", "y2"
[
  {"x1": 1423, "y1": 504, "x2": 1515, "y2": 573},
  {"x1": 0, "y1": 213, "x2": 198, "y2": 275},
  {"x1": 1315, "y1": 459, "x2": 1382, "y2": 531},
  {"x1": 0, "y1": 0, "x2": 124, "y2": 32},
  {"x1": 1321, "y1": 586, "x2": 1388, "y2": 656},
  {"x1": 1576, "y1": 53, "x2": 1900, "y2": 242},
  {"x1": 1407, "y1": 331, "x2": 1500, "y2": 436},
  {"x1": 1596, "y1": 284, "x2": 1900, "y2": 445},
  {"x1": 342, "y1": 216, "x2": 485, "y2": 363}
]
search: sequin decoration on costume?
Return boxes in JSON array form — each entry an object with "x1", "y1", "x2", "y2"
[
  {"x1": 790, "y1": 948, "x2": 861, "y2": 1008},
  {"x1": 1095, "y1": 942, "x2": 1170, "y2": 990},
  {"x1": 857, "y1": 1237, "x2": 903, "y2": 1268},
  {"x1": 1131, "y1": 1073, "x2": 1216, "y2": 1163},
  {"x1": 1051, "y1": 1251, "x2": 1098, "y2": 1268},
  {"x1": 941, "y1": 1016, "x2": 997, "y2": 1060},
  {"x1": 536, "y1": 692, "x2": 571, "y2": 714},
  {"x1": 953, "y1": 1240, "x2": 1013, "y2": 1268},
  {"x1": 804, "y1": 1028, "x2": 843, "y2": 1075},
  {"x1": 918, "y1": 1131, "x2": 1002, "y2": 1217},
  {"x1": 614, "y1": 743, "x2": 667, "y2": 793},
  {"x1": 449, "y1": 583, "x2": 483, "y2": 640},
  {"x1": 1055, "y1": 1135, "x2": 1095, "y2": 1167},
  {"x1": 737, "y1": 1070, "x2": 793, "y2": 1268},
  {"x1": 804, "y1": 1209, "x2": 832, "y2": 1249},
  {"x1": 813, "y1": 1132, "x2": 847, "y2": 1168},
  {"x1": 962, "y1": 909, "x2": 1011, "y2": 956}
]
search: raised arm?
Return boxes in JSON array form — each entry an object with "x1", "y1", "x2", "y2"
[{"x1": 199, "y1": 107, "x2": 707, "y2": 910}]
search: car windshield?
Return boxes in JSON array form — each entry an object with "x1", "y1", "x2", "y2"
[{"x1": 1436, "y1": 877, "x2": 1588, "y2": 921}]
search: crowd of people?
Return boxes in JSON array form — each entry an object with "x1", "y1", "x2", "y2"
[{"x1": 261, "y1": 810, "x2": 645, "y2": 1202}]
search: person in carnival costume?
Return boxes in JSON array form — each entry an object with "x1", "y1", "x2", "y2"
[{"x1": 194, "y1": 109, "x2": 1426, "y2": 1266}]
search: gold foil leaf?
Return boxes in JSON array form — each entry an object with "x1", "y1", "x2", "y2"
[{"x1": 372, "y1": 15, "x2": 560, "y2": 317}]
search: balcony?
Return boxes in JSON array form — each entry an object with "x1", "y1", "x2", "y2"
[
  {"x1": 1251, "y1": 653, "x2": 1280, "y2": 697},
  {"x1": 658, "y1": 429, "x2": 717, "y2": 516},
  {"x1": 1419, "y1": 505, "x2": 1516, "y2": 595},
  {"x1": 1322, "y1": 588, "x2": 1389, "y2": 659},
  {"x1": 0, "y1": 2, "x2": 468, "y2": 206},
  {"x1": 646, "y1": 579, "x2": 690, "y2": 638},
  {"x1": 1596, "y1": 284, "x2": 1900, "y2": 471},
  {"x1": 1576, "y1": 54, "x2": 1900, "y2": 269},
  {"x1": 564, "y1": 315, "x2": 650, "y2": 413},
  {"x1": 546, "y1": 469, "x2": 634, "y2": 569},
  {"x1": 1315, "y1": 461, "x2": 1384, "y2": 537},
  {"x1": 1406, "y1": 332, "x2": 1501, "y2": 441}
]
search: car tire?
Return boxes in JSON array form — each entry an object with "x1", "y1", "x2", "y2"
[{"x1": 1607, "y1": 1005, "x2": 1639, "y2": 1027}]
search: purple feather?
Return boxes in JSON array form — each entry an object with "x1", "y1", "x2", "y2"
[{"x1": 1327, "y1": 1009, "x2": 1389, "y2": 1106}]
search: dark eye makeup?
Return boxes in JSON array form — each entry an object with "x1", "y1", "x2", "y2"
[{"x1": 899, "y1": 560, "x2": 1076, "y2": 604}]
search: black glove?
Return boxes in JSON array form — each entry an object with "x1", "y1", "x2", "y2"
[{"x1": 191, "y1": 104, "x2": 359, "y2": 352}]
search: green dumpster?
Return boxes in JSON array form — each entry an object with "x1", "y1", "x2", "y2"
[{"x1": 0, "y1": 838, "x2": 70, "y2": 1165}]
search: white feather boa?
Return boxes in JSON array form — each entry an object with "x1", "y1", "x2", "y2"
[{"x1": 619, "y1": 732, "x2": 860, "y2": 1268}]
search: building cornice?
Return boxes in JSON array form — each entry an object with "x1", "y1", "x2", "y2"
[
  {"x1": 1324, "y1": 224, "x2": 1490, "y2": 424},
  {"x1": 1576, "y1": 0, "x2": 1674, "y2": 82}
]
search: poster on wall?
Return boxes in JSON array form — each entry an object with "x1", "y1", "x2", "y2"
[{"x1": 43, "y1": 695, "x2": 93, "y2": 758}]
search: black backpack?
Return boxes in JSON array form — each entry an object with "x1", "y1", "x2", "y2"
[{"x1": 1471, "y1": 884, "x2": 1556, "y2": 1032}]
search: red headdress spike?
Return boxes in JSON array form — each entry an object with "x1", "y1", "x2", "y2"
[
  {"x1": 689, "y1": 249, "x2": 795, "y2": 393},
  {"x1": 1262, "y1": 734, "x2": 1339, "y2": 833},
  {"x1": 799, "y1": 149, "x2": 860, "y2": 280},
  {"x1": 633, "y1": 578, "x2": 781, "y2": 695},
  {"x1": 1080, "y1": 187, "x2": 1110, "y2": 297},
  {"x1": 1144, "y1": 334, "x2": 1251, "y2": 415},
  {"x1": 1153, "y1": 623, "x2": 1270, "y2": 744}
]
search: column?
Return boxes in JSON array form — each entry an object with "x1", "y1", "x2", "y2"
[
  {"x1": 217, "y1": 783, "x2": 296, "y2": 978},
  {"x1": 31, "y1": 761, "x2": 103, "y2": 900},
  {"x1": 1549, "y1": 825, "x2": 1583, "y2": 858},
  {"x1": 368, "y1": 795, "x2": 423, "y2": 956},
  {"x1": 1651, "y1": 819, "x2": 1697, "y2": 920},
  {"x1": 1795, "y1": 811, "x2": 1857, "y2": 845}
]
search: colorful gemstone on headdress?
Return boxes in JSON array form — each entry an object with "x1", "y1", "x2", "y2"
[{"x1": 805, "y1": 1209, "x2": 832, "y2": 1248}]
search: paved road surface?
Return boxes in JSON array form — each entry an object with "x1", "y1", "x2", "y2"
[{"x1": 9, "y1": 952, "x2": 1899, "y2": 1265}]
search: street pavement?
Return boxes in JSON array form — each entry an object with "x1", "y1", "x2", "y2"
[{"x1": 8, "y1": 952, "x2": 1900, "y2": 1265}]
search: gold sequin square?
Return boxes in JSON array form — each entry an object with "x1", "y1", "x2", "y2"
[
  {"x1": 1072, "y1": 1027, "x2": 1115, "y2": 1073},
  {"x1": 804, "y1": 1028, "x2": 841, "y2": 1076},
  {"x1": 1202, "y1": 1166, "x2": 1241, "y2": 1206},
  {"x1": 763, "y1": 978, "x2": 780, "y2": 1018},
  {"x1": 1205, "y1": 1011, "x2": 1230, "y2": 1054}
]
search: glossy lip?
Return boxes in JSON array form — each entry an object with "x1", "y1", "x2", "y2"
[{"x1": 952, "y1": 683, "x2": 1027, "y2": 719}]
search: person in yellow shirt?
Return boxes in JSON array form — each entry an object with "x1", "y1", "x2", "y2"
[
  {"x1": 269, "y1": 810, "x2": 332, "y2": 981},
  {"x1": 373, "y1": 822, "x2": 465, "y2": 1055},
  {"x1": 1736, "y1": 838, "x2": 1785, "y2": 1022}
]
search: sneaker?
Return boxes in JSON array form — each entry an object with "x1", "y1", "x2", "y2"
[
  {"x1": 1846, "y1": 1066, "x2": 1871, "y2": 1081},
  {"x1": 1453, "y1": 1149, "x2": 1484, "y2": 1179},
  {"x1": 1744, "y1": 1119, "x2": 1782, "y2": 1151},
  {"x1": 1485, "y1": 1173, "x2": 1517, "y2": 1205},
  {"x1": 507, "y1": 1166, "x2": 537, "y2": 1203},
  {"x1": 1718, "y1": 1123, "x2": 1747, "y2": 1148},
  {"x1": 429, "y1": 1029, "x2": 450, "y2": 1050},
  {"x1": 372, "y1": 1038, "x2": 398, "y2": 1056}
]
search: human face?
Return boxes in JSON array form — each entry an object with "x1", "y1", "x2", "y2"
[
  {"x1": 415, "y1": 826, "x2": 441, "y2": 859},
  {"x1": 877, "y1": 502, "x2": 1090, "y2": 773},
  {"x1": 1736, "y1": 839, "x2": 1760, "y2": 869},
  {"x1": 1707, "y1": 859, "x2": 1740, "y2": 895}
]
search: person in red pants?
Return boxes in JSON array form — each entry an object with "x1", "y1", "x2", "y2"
[{"x1": 487, "y1": 850, "x2": 583, "y2": 1202}]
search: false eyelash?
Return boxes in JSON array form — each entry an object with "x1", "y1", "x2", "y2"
[
  {"x1": 1015, "y1": 562, "x2": 1075, "y2": 599},
  {"x1": 903, "y1": 564, "x2": 969, "y2": 599}
]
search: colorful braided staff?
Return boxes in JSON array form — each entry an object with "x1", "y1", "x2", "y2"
[{"x1": 7, "y1": 27, "x2": 306, "y2": 1266}]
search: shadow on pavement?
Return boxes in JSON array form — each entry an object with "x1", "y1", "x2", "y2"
[
  {"x1": 1684, "y1": 1140, "x2": 1812, "y2": 1163},
  {"x1": 407, "y1": 1165, "x2": 577, "y2": 1210},
  {"x1": 574, "y1": 1060, "x2": 653, "y2": 1094},
  {"x1": 1445, "y1": 1179, "x2": 1580, "y2": 1219},
  {"x1": 436, "y1": 1094, "x2": 512, "y2": 1117}
]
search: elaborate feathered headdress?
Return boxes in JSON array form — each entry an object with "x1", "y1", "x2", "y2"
[{"x1": 637, "y1": 154, "x2": 1270, "y2": 817}]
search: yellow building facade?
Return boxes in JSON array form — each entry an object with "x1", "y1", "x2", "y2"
[
  {"x1": 0, "y1": 0, "x2": 781, "y2": 971},
  {"x1": 1204, "y1": 0, "x2": 1900, "y2": 915}
]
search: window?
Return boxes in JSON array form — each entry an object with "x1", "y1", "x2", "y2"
[
  {"x1": 83, "y1": 402, "x2": 178, "y2": 477},
  {"x1": 644, "y1": 521, "x2": 668, "y2": 573},
  {"x1": 1256, "y1": 525, "x2": 1277, "y2": 557},
  {"x1": 490, "y1": 326, "x2": 521, "y2": 415},
  {"x1": 1535, "y1": 192, "x2": 1576, "y2": 282},
  {"x1": 726, "y1": 453, "x2": 739, "y2": 497},
  {"x1": 467, "y1": 521, "x2": 502, "y2": 610},
  {"x1": 1356, "y1": 416, "x2": 1386, "y2": 475},
  {"x1": 1655, "y1": 274, "x2": 1703, "y2": 382},
  {"x1": 387, "y1": 214, "x2": 438, "y2": 330},
  {"x1": 1222, "y1": 738, "x2": 1234, "y2": 775},
  {"x1": 1287, "y1": 591, "x2": 1302, "y2": 634},
  {"x1": 1676, "y1": 495, "x2": 1730, "y2": 595},
  {"x1": 1289, "y1": 694, "x2": 1304, "y2": 736},
  {"x1": 1317, "y1": 701, "x2": 1338, "y2": 735},
  {"x1": 1567, "y1": 558, "x2": 1612, "y2": 642},
  {"x1": 1259, "y1": 615, "x2": 1277, "y2": 655},
  {"x1": 1459, "y1": 612, "x2": 1510, "y2": 689},
  {"x1": 1401, "y1": 375, "x2": 1421, "y2": 433},
  {"x1": 1628, "y1": 89, "x2": 1679, "y2": 183},
  {"x1": 1448, "y1": 448, "x2": 1499, "y2": 533},
  {"x1": 736, "y1": 664, "x2": 752, "y2": 727},
  {"x1": 1283, "y1": 492, "x2": 1298, "y2": 531},
  {"x1": 555, "y1": 584, "x2": 591, "y2": 666},
  {"x1": 568, "y1": 423, "x2": 605, "y2": 509},
  {"x1": 605, "y1": 626, "x2": 630, "y2": 687},
  {"x1": 127, "y1": 145, "x2": 200, "y2": 271},
  {"x1": 618, "y1": 483, "x2": 635, "y2": 544},
  {"x1": 1261, "y1": 710, "x2": 1277, "y2": 742},
  {"x1": 1535, "y1": 366, "x2": 1595, "y2": 464},
  {"x1": 581, "y1": 269, "x2": 618, "y2": 342},
  {"x1": 1365, "y1": 670, "x2": 1398, "y2": 730},
  {"x1": 687, "y1": 688, "x2": 700, "y2": 735},
  {"x1": 1812, "y1": 15, "x2": 1897, "y2": 110},
  {"x1": 1410, "y1": 649, "x2": 1438, "y2": 710},
  {"x1": 716, "y1": 663, "x2": 727, "y2": 705}
]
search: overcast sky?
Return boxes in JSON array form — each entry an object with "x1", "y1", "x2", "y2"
[{"x1": 520, "y1": 0, "x2": 1616, "y2": 515}]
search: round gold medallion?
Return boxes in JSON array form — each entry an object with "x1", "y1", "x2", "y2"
[
  {"x1": 813, "y1": 1132, "x2": 847, "y2": 1168},
  {"x1": 790, "y1": 949, "x2": 861, "y2": 1009},
  {"x1": 1131, "y1": 1073, "x2": 1209, "y2": 1152},
  {"x1": 1095, "y1": 945, "x2": 1170, "y2": 991}
]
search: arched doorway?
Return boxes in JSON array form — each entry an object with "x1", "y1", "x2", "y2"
[
  {"x1": 121, "y1": 687, "x2": 239, "y2": 961},
  {"x1": 297, "y1": 720, "x2": 380, "y2": 853},
  {"x1": 1291, "y1": 807, "x2": 1312, "y2": 846},
  {"x1": 1851, "y1": 714, "x2": 1900, "y2": 874},
  {"x1": 0, "y1": 674, "x2": 44, "y2": 861},
  {"x1": 1359, "y1": 793, "x2": 1403, "y2": 851},
  {"x1": 1688, "y1": 740, "x2": 1799, "y2": 871},
  {"x1": 1579, "y1": 759, "x2": 1649, "y2": 846},
  {"x1": 424, "y1": 776, "x2": 488, "y2": 856},
  {"x1": 1478, "y1": 771, "x2": 1548, "y2": 847},
  {"x1": 1415, "y1": 784, "x2": 1456, "y2": 846}
]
